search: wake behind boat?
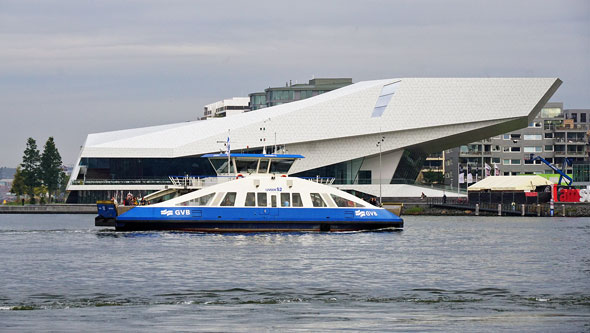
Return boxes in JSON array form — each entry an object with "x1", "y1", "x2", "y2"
[{"x1": 96, "y1": 153, "x2": 403, "y2": 232}]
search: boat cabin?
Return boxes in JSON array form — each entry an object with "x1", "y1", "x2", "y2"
[{"x1": 202, "y1": 153, "x2": 304, "y2": 176}]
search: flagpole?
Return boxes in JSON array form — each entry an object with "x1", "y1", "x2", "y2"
[
  {"x1": 227, "y1": 129, "x2": 231, "y2": 176},
  {"x1": 457, "y1": 162, "x2": 460, "y2": 195}
]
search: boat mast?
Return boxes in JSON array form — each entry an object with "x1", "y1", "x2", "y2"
[{"x1": 226, "y1": 129, "x2": 231, "y2": 176}]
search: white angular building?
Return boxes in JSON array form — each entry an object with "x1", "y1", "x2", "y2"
[{"x1": 67, "y1": 78, "x2": 561, "y2": 203}]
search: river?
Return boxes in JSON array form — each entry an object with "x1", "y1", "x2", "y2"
[{"x1": 0, "y1": 214, "x2": 588, "y2": 332}]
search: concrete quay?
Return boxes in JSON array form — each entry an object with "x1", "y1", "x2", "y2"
[{"x1": 0, "y1": 204, "x2": 97, "y2": 214}]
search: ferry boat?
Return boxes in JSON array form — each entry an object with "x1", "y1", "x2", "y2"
[{"x1": 96, "y1": 153, "x2": 403, "y2": 232}]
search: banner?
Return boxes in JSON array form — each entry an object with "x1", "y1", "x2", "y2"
[
  {"x1": 459, "y1": 172, "x2": 465, "y2": 184},
  {"x1": 494, "y1": 163, "x2": 500, "y2": 176},
  {"x1": 467, "y1": 173, "x2": 473, "y2": 183},
  {"x1": 485, "y1": 163, "x2": 491, "y2": 177}
]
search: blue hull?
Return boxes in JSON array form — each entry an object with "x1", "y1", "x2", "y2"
[
  {"x1": 98, "y1": 205, "x2": 403, "y2": 232},
  {"x1": 113, "y1": 219, "x2": 403, "y2": 232}
]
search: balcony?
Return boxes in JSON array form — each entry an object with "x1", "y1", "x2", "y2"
[
  {"x1": 555, "y1": 124, "x2": 588, "y2": 131},
  {"x1": 555, "y1": 151, "x2": 586, "y2": 157},
  {"x1": 459, "y1": 150, "x2": 485, "y2": 157},
  {"x1": 553, "y1": 137, "x2": 588, "y2": 144}
]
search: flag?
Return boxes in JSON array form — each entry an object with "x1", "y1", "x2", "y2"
[
  {"x1": 467, "y1": 173, "x2": 473, "y2": 183},
  {"x1": 494, "y1": 163, "x2": 500, "y2": 176},
  {"x1": 485, "y1": 163, "x2": 491, "y2": 177},
  {"x1": 226, "y1": 136, "x2": 230, "y2": 155},
  {"x1": 459, "y1": 172, "x2": 465, "y2": 184}
]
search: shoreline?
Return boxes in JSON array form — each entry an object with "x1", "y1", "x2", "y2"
[
  {"x1": 0, "y1": 204, "x2": 96, "y2": 214},
  {"x1": 2, "y1": 202, "x2": 589, "y2": 217}
]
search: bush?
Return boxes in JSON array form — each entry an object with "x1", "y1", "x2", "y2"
[{"x1": 404, "y1": 206, "x2": 424, "y2": 214}]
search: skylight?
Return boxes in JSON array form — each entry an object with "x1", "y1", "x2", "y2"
[{"x1": 371, "y1": 81, "x2": 400, "y2": 117}]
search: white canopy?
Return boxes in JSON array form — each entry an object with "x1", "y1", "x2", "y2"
[{"x1": 468, "y1": 176, "x2": 553, "y2": 192}]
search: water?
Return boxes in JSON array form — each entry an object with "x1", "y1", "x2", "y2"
[{"x1": 0, "y1": 215, "x2": 588, "y2": 332}]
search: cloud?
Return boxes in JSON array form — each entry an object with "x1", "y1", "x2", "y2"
[{"x1": 0, "y1": 0, "x2": 588, "y2": 167}]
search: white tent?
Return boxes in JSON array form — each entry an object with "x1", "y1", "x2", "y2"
[{"x1": 468, "y1": 176, "x2": 553, "y2": 192}]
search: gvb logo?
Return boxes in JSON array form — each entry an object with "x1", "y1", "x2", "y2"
[
  {"x1": 161, "y1": 209, "x2": 191, "y2": 216},
  {"x1": 355, "y1": 210, "x2": 377, "y2": 218},
  {"x1": 160, "y1": 209, "x2": 173, "y2": 216}
]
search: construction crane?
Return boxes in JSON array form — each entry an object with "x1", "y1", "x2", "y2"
[{"x1": 529, "y1": 154, "x2": 573, "y2": 186}]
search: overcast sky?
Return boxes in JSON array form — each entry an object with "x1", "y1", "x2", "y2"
[{"x1": 0, "y1": 0, "x2": 588, "y2": 167}]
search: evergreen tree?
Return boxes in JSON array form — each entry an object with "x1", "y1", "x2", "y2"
[
  {"x1": 40, "y1": 137, "x2": 63, "y2": 202},
  {"x1": 21, "y1": 137, "x2": 41, "y2": 204},
  {"x1": 10, "y1": 166, "x2": 26, "y2": 200}
]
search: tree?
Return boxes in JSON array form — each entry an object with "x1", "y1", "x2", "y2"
[
  {"x1": 40, "y1": 137, "x2": 63, "y2": 202},
  {"x1": 10, "y1": 166, "x2": 26, "y2": 200},
  {"x1": 21, "y1": 137, "x2": 41, "y2": 204}
]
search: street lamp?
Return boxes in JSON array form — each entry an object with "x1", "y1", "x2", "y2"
[{"x1": 376, "y1": 135, "x2": 385, "y2": 206}]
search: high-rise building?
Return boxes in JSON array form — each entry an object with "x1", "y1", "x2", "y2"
[{"x1": 444, "y1": 102, "x2": 590, "y2": 187}]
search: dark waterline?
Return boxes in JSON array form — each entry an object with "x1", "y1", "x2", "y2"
[{"x1": 0, "y1": 214, "x2": 589, "y2": 332}]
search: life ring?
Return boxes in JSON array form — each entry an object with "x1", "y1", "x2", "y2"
[
  {"x1": 281, "y1": 174, "x2": 287, "y2": 177},
  {"x1": 236, "y1": 174, "x2": 244, "y2": 179}
]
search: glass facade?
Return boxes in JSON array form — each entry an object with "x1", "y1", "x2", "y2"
[
  {"x1": 78, "y1": 157, "x2": 216, "y2": 181},
  {"x1": 391, "y1": 150, "x2": 427, "y2": 184},
  {"x1": 573, "y1": 164, "x2": 590, "y2": 184},
  {"x1": 249, "y1": 78, "x2": 353, "y2": 111},
  {"x1": 293, "y1": 158, "x2": 364, "y2": 184}
]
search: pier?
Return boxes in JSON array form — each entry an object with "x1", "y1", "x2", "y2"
[{"x1": 0, "y1": 204, "x2": 96, "y2": 214}]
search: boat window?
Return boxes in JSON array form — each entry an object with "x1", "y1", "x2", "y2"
[
  {"x1": 331, "y1": 194, "x2": 365, "y2": 207},
  {"x1": 310, "y1": 193, "x2": 327, "y2": 207},
  {"x1": 194, "y1": 193, "x2": 215, "y2": 206},
  {"x1": 271, "y1": 195, "x2": 277, "y2": 207},
  {"x1": 245, "y1": 192, "x2": 256, "y2": 206},
  {"x1": 177, "y1": 192, "x2": 215, "y2": 206},
  {"x1": 258, "y1": 159, "x2": 269, "y2": 173},
  {"x1": 220, "y1": 192, "x2": 237, "y2": 206},
  {"x1": 257, "y1": 193, "x2": 267, "y2": 207},
  {"x1": 292, "y1": 193, "x2": 303, "y2": 207},
  {"x1": 210, "y1": 159, "x2": 234, "y2": 174},
  {"x1": 269, "y1": 159, "x2": 294, "y2": 174},
  {"x1": 236, "y1": 159, "x2": 258, "y2": 174},
  {"x1": 281, "y1": 193, "x2": 290, "y2": 207}
]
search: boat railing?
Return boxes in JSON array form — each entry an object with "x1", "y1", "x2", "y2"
[
  {"x1": 168, "y1": 175, "x2": 235, "y2": 188},
  {"x1": 72, "y1": 178, "x2": 172, "y2": 185},
  {"x1": 300, "y1": 176, "x2": 336, "y2": 185}
]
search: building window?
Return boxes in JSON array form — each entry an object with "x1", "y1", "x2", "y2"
[
  {"x1": 492, "y1": 157, "x2": 500, "y2": 164},
  {"x1": 503, "y1": 159, "x2": 510, "y2": 165},
  {"x1": 503, "y1": 134, "x2": 510, "y2": 140},
  {"x1": 545, "y1": 133, "x2": 553, "y2": 139},
  {"x1": 541, "y1": 107, "x2": 562, "y2": 118},
  {"x1": 570, "y1": 113, "x2": 578, "y2": 122},
  {"x1": 582, "y1": 113, "x2": 587, "y2": 123},
  {"x1": 372, "y1": 81, "x2": 400, "y2": 117},
  {"x1": 510, "y1": 147, "x2": 521, "y2": 152},
  {"x1": 523, "y1": 134, "x2": 542, "y2": 140},
  {"x1": 545, "y1": 145, "x2": 554, "y2": 152},
  {"x1": 524, "y1": 146, "x2": 542, "y2": 153}
]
